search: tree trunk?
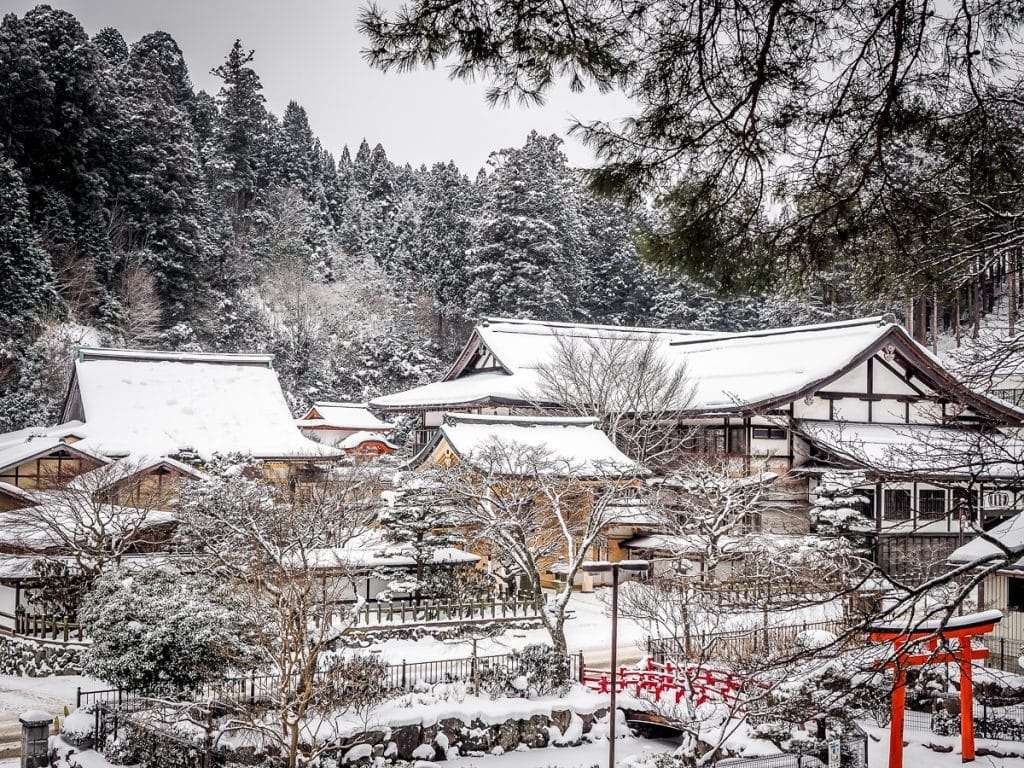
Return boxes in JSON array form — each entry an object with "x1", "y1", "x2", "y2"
[
  {"x1": 954, "y1": 293, "x2": 961, "y2": 347},
  {"x1": 1010, "y1": 249, "x2": 1018, "y2": 337}
]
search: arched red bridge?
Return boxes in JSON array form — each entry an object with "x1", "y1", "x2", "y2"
[{"x1": 581, "y1": 658, "x2": 756, "y2": 709}]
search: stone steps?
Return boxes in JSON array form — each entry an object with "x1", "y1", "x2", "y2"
[{"x1": 0, "y1": 740, "x2": 19, "y2": 760}]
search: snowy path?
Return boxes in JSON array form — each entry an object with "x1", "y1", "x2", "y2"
[{"x1": 0, "y1": 674, "x2": 102, "y2": 755}]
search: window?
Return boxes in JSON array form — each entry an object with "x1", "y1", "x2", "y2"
[
  {"x1": 752, "y1": 426, "x2": 786, "y2": 440},
  {"x1": 953, "y1": 487, "x2": 976, "y2": 512},
  {"x1": 918, "y1": 489, "x2": 946, "y2": 519},
  {"x1": 681, "y1": 428, "x2": 726, "y2": 454},
  {"x1": 860, "y1": 488, "x2": 876, "y2": 520},
  {"x1": 681, "y1": 426, "x2": 747, "y2": 455},
  {"x1": 1009, "y1": 577, "x2": 1024, "y2": 612},
  {"x1": 884, "y1": 489, "x2": 912, "y2": 520},
  {"x1": 992, "y1": 388, "x2": 1024, "y2": 407},
  {"x1": 727, "y1": 426, "x2": 746, "y2": 455}
]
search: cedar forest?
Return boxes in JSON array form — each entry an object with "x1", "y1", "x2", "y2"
[{"x1": 0, "y1": 6, "x2": 896, "y2": 435}]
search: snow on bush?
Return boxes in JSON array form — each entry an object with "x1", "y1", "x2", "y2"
[
  {"x1": 795, "y1": 629, "x2": 837, "y2": 650},
  {"x1": 478, "y1": 643, "x2": 571, "y2": 699},
  {"x1": 80, "y1": 566, "x2": 248, "y2": 697},
  {"x1": 61, "y1": 708, "x2": 96, "y2": 747}
]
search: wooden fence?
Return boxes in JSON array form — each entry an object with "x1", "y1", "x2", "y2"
[
  {"x1": 351, "y1": 596, "x2": 541, "y2": 628},
  {"x1": 3, "y1": 608, "x2": 85, "y2": 643},
  {"x1": 646, "y1": 619, "x2": 853, "y2": 663}
]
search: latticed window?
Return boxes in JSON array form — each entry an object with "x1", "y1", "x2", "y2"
[
  {"x1": 918, "y1": 489, "x2": 946, "y2": 519},
  {"x1": 884, "y1": 489, "x2": 912, "y2": 520}
]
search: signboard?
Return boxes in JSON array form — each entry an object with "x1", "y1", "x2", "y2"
[
  {"x1": 828, "y1": 739, "x2": 841, "y2": 768},
  {"x1": 984, "y1": 490, "x2": 1013, "y2": 510}
]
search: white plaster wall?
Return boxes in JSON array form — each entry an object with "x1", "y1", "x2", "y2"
[
  {"x1": 830, "y1": 398, "x2": 869, "y2": 421},
  {"x1": 793, "y1": 397, "x2": 830, "y2": 420}
]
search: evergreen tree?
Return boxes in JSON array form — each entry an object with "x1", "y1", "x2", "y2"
[
  {"x1": 207, "y1": 40, "x2": 270, "y2": 214},
  {"x1": 378, "y1": 474, "x2": 461, "y2": 604},
  {"x1": 91, "y1": 27, "x2": 128, "y2": 67},
  {"x1": 0, "y1": 151, "x2": 59, "y2": 343},
  {"x1": 115, "y1": 32, "x2": 210, "y2": 322},
  {"x1": 408, "y1": 161, "x2": 476, "y2": 340},
  {"x1": 0, "y1": 6, "x2": 121, "y2": 299},
  {"x1": 466, "y1": 132, "x2": 585, "y2": 320}
]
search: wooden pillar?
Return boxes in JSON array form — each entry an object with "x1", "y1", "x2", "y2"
[
  {"x1": 890, "y1": 665, "x2": 907, "y2": 768},
  {"x1": 960, "y1": 644, "x2": 975, "y2": 762}
]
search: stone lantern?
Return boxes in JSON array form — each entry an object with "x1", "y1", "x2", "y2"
[{"x1": 18, "y1": 710, "x2": 52, "y2": 768}]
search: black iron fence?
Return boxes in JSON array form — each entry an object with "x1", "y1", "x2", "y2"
[
  {"x1": 713, "y1": 723, "x2": 868, "y2": 768},
  {"x1": 904, "y1": 697, "x2": 1024, "y2": 742},
  {"x1": 78, "y1": 651, "x2": 585, "y2": 710},
  {"x1": 981, "y1": 637, "x2": 1024, "y2": 673}
]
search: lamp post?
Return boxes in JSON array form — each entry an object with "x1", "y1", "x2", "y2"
[{"x1": 582, "y1": 559, "x2": 650, "y2": 768}]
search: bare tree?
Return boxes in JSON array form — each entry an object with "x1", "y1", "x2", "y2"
[
  {"x1": 532, "y1": 332, "x2": 696, "y2": 468},
  {"x1": 174, "y1": 464, "x2": 380, "y2": 768},
  {"x1": 116, "y1": 255, "x2": 163, "y2": 345},
  {"x1": 434, "y1": 438, "x2": 645, "y2": 653},
  {"x1": 1, "y1": 458, "x2": 179, "y2": 581}
]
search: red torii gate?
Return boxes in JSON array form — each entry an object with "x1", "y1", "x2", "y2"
[{"x1": 869, "y1": 609, "x2": 1003, "y2": 768}]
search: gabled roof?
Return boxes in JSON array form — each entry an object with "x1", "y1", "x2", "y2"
[
  {"x1": 58, "y1": 347, "x2": 341, "y2": 461},
  {"x1": 370, "y1": 316, "x2": 1024, "y2": 424},
  {"x1": 949, "y1": 514, "x2": 1024, "y2": 568},
  {"x1": 297, "y1": 402, "x2": 394, "y2": 431},
  {"x1": 66, "y1": 455, "x2": 208, "y2": 492},
  {"x1": 418, "y1": 413, "x2": 647, "y2": 478},
  {"x1": 795, "y1": 420, "x2": 1023, "y2": 480},
  {"x1": 0, "y1": 433, "x2": 110, "y2": 475}
]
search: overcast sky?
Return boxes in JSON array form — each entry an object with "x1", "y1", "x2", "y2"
[{"x1": 6, "y1": 0, "x2": 635, "y2": 174}]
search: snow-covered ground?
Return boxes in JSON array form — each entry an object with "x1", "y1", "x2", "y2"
[
  {"x1": 366, "y1": 587, "x2": 844, "y2": 669},
  {"x1": 365, "y1": 589, "x2": 653, "y2": 668},
  {"x1": 864, "y1": 722, "x2": 1024, "y2": 768}
]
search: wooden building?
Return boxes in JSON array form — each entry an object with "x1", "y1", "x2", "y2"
[
  {"x1": 371, "y1": 317, "x2": 1024, "y2": 581},
  {"x1": 296, "y1": 402, "x2": 395, "y2": 448}
]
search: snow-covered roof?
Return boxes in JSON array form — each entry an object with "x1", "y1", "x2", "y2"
[
  {"x1": 797, "y1": 420, "x2": 1022, "y2": 479},
  {"x1": 297, "y1": 402, "x2": 394, "y2": 431},
  {"x1": 0, "y1": 430, "x2": 109, "y2": 474},
  {"x1": 338, "y1": 431, "x2": 398, "y2": 451},
  {"x1": 0, "y1": 482, "x2": 41, "y2": 505},
  {"x1": 425, "y1": 413, "x2": 648, "y2": 478},
  {"x1": 0, "y1": 503, "x2": 175, "y2": 550},
  {"x1": 302, "y1": 532, "x2": 479, "y2": 571},
  {"x1": 949, "y1": 514, "x2": 1024, "y2": 567},
  {"x1": 59, "y1": 347, "x2": 341, "y2": 460},
  {"x1": 65, "y1": 455, "x2": 208, "y2": 492},
  {"x1": 373, "y1": 316, "x2": 1021, "y2": 418}
]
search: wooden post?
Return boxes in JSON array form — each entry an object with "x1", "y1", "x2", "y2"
[
  {"x1": 960, "y1": 644, "x2": 975, "y2": 762},
  {"x1": 890, "y1": 665, "x2": 907, "y2": 768}
]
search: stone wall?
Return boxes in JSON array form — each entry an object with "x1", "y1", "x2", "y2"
[
  {"x1": 120, "y1": 702, "x2": 609, "y2": 767},
  {"x1": 0, "y1": 633, "x2": 84, "y2": 676}
]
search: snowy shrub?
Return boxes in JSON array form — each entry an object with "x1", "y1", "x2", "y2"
[
  {"x1": 61, "y1": 707, "x2": 96, "y2": 747},
  {"x1": 516, "y1": 643, "x2": 571, "y2": 696},
  {"x1": 478, "y1": 644, "x2": 570, "y2": 699},
  {"x1": 323, "y1": 654, "x2": 392, "y2": 714},
  {"x1": 80, "y1": 566, "x2": 249, "y2": 697},
  {"x1": 103, "y1": 730, "x2": 138, "y2": 765}
]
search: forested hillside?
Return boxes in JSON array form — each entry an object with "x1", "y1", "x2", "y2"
[{"x1": 0, "y1": 5, "x2": 861, "y2": 433}]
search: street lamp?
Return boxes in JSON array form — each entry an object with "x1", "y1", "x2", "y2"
[{"x1": 582, "y1": 559, "x2": 650, "y2": 768}]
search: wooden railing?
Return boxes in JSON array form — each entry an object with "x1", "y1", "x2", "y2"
[
  {"x1": 352, "y1": 597, "x2": 541, "y2": 628},
  {"x1": 11, "y1": 608, "x2": 85, "y2": 643}
]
